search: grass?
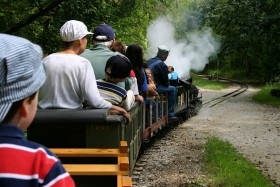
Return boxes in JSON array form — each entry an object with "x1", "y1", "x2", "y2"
[
  {"x1": 191, "y1": 73, "x2": 231, "y2": 90},
  {"x1": 191, "y1": 72, "x2": 280, "y2": 107},
  {"x1": 203, "y1": 137, "x2": 274, "y2": 187},
  {"x1": 252, "y1": 83, "x2": 280, "y2": 107}
]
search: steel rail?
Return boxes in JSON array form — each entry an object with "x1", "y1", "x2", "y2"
[{"x1": 203, "y1": 79, "x2": 248, "y2": 108}]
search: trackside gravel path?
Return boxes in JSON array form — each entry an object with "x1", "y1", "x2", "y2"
[{"x1": 135, "y1": 85, "x2": 280, "y2": 187}]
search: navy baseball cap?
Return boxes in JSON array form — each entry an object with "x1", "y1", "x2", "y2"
[
  {"x1": 105, "y1": 55, "x2": 132, "y2": 79},
  {"x1": 93, "y1": 24, "x2": 115, "y2": 42}
]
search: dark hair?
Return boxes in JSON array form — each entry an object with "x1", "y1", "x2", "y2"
[
  {"x1": 111, "y1": 41, "x2": 126, "y2": 55},
  {"x1": 61, "y1": 41, "x2": 75, "y2": 49},
  {"x1": 126, "y1": 44, "x2": 144, "y2": 70},
  {"x1": 2, "y1": 92, "x2": 37, "y2": 123},
  {"x1": 126, "y1": 44, "x2": 145, "y2": 94}
]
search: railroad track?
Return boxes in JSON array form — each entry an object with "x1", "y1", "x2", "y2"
[
  {"x1": 132, "y1": 78, "x2": 248, "y2": 185},
  {"x1": 203, "y1": 79, "x2": 248, "y2": 108},
  {"x1": 132, "y1": 123, "x2": 178, "y2": 185}
]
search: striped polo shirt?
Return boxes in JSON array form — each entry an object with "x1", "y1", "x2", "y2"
[
  {"x1": 0, "y1": 125, "x2": 75, "y2": 187},
  {"x1": 97, "y1": 79, "x2": 128, "y2": 110}
]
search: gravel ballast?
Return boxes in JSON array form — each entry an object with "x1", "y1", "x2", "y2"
[{"x1": 134, "y1": 85, "x2": 280, "y2": 187}]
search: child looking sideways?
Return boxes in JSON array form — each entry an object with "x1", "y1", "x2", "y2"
[{"x1": 0, "y1": 34, "x2": 75, "y2": 187}]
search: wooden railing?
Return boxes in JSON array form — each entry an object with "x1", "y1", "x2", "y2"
[{"x1": 50, "y1": 141, "x2": 132, "y2": 187}]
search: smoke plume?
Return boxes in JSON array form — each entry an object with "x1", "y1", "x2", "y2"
[{"x1": 145, "y1": 16, "x2": 220, "y2": 79}]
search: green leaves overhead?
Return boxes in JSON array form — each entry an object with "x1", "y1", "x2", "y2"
[
  {"x1": 0, "y1": 0, "x2": 174, "y2": 52},
  {"x1": 1, "y1": 0, "x2": 279, "y2": 82}
]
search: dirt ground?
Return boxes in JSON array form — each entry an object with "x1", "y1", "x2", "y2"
[{"x1": 135, "y1": 85, "x2": 280, "y2": 187}]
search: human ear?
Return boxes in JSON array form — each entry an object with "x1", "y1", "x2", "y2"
[{"x1": 18, "y1": 98, "x2": 29, "y2": 118}]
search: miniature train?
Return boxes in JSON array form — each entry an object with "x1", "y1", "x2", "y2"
[{"x1": 27, "y1": 78, "x2": 202, "y2": 185}]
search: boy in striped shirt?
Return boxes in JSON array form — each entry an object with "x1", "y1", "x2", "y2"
[
  {"x1": 97, "y1": 55, "x2": 135, "y2": 112},
  {"x1": 0, "y1": 34, "x2": 75, "y2": 187}
]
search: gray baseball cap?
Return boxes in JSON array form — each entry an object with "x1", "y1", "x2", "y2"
[{"x1": 0, "y1": 34, "x2": 46, "y2": 123}]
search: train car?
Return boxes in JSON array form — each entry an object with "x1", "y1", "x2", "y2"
[{"x1": 27, "y1": 80, "x2": 202, "y2": 186}]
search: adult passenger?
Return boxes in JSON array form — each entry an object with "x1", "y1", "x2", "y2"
[
  {"x1": 81, "y1": 24, "x2": 144, "y2": 103},
  {"x1": 146, "y1": 45, "x2": 178, "y2": 120},
  {"x1": 38, "y1": 20, "x2": 130, "y2": 120},
  {"x1": 126, "y1": 44, "x2": 148, "y2": 97},
  {"x1": 0, "y1": 34, "x2": 75, "y2": 187}
]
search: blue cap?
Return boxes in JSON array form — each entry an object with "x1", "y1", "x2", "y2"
[
  {"x1": 0, "y1": 34, "x2": 46, "y2": 123},
  {"x1": 93, "y1": 24, "x2": 115, "y2": 42}
]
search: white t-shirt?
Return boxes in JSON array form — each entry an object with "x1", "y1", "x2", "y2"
[{"x1": 38, "y1": 53, "x2": 112, "y2": 109}]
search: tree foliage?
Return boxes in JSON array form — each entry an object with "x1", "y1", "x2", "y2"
[
  {"x1": 203, "y1": 0, "x2": 280, "y2": 82},
  {"x1": 0, "y1": 0, "x2": 173, "y2": 53},
  {"x1": 1, "y1": 0, "x2": 279, "y2": 82}
]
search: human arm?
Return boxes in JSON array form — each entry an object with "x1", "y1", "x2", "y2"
[
  {"x1": 128, "y1": 76, "x2": 144, "y2": 103},
  {"x1": 109, "y1": 105, "x2": 131, "y2": 123},
  {"x1": 159, "y1": 63, "x2": 170, "y2": 87},
  {"x1": 123, "y1": 90, "x2": 135, "y2": 111},
  {"x1": 81, "y1": 61, "x2": 112, "y2": 108},
  {"x1": 135, "y1": 94, "x2": 144, "y2": 103},
  {"x1": 147, "y1": 83, "x2": 159, "y2": 97}
]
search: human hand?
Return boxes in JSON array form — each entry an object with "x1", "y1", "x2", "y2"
[
  {"x1": 135, "y1": 95, "x2": 144, "y2": 103},
  {"x1": 110, "y1": 105, "x2": 131, "y2": 123}
]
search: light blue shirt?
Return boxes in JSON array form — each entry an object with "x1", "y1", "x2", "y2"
[{"x1": 168, "y1": 72, "x2": 179, "y2": 80}]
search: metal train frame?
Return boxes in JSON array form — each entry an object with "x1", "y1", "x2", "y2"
[{"x1": 27, "y1": 79, "x2": 202, "y2": 177}]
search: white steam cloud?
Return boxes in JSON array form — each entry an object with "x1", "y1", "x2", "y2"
[{"x1": 145, "y1": 16, "x2": 220, "y2": 79}]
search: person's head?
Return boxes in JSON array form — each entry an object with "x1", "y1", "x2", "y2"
[
  {"x1": 168, "y1": 66, "x2": 174, "y2": 73},
  {"x1": 126, "y1": 44, "x2": 144, "y2": 70},
  {"x1": 60, "y1": 20, "x2": 92, "y2": 54},
  {"x1": 157, "y1": 45, "x2": 170, "y2": 61},
  {"x1": 111, "y1": 41, "x2": 126, "y2": 55},
  {"x1": 145, "y1": 67, "x2": 154, "y2": 81},
  {"x1": 92, "y1": 24, "x2": 115, "y2": 48},
  {"x1": 0, "y1": 34, "x2": 46, "y2": 129},
  {"x1": 105, "y1": 55, "x2": 132, "y2": 83}
]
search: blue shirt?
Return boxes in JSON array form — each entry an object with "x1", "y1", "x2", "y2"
[
  {"x1": 168, "y1": 72, "x2": 179, "y2": 80},
  {"x1": 146, "y1": 56, "x2": 169, "y2": 87}
]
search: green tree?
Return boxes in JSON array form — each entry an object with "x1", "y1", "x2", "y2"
[
  {"x1": 0, "y1": 0, "x2": 174, "y2": 53},
  {"x1": 203, "y1": 0, "x2": 280, "y2": 82}
]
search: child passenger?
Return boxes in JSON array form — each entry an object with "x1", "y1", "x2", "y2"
[
  {"x1": 0, "y1": 34, "x2": 75, "y2": 186},
  {"x1": 145, "y1": 67, "x2": 159, "y2": 98},
  {"x1": 97, "y1": 55, "x2": 135, "y2": 111},
  {"x1": 38, "y1": 20, "x2": 130, "y2": 121}
]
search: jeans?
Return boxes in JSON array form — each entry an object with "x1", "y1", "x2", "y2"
[{"x1": 156, "y1": 85, "x2": 177, "y2": 117}]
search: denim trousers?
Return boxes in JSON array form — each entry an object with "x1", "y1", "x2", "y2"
[{"x1": 156, "y1": 85, "x2": 177, "y2": 117}]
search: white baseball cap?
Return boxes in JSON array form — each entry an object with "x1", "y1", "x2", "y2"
[{"x1": 60, "y1": 20, "x2": 93, "y2": 42}]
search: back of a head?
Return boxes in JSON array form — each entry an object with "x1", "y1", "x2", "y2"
[
  {"x1": 60, "y1": 20, "x2": 92, "y2": 42},
  {"x1": 93, "y1": 24, "x2": 115, "y2": 42},
  {"x1": 105, "y1": 55, "x2": 132, "y2": 79},
  {"x1": 157, "y1": 45, "x2": 170, "y2": 58},
  {"x1": 0, "y1": 34, "x2": 46, "y2": 123},
  {"x1": 126, "y1": 44, "x2": 144, "y2": 69},
  {"x1": 111, "y1": 41, "x2": 126, "y2": 55}
]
